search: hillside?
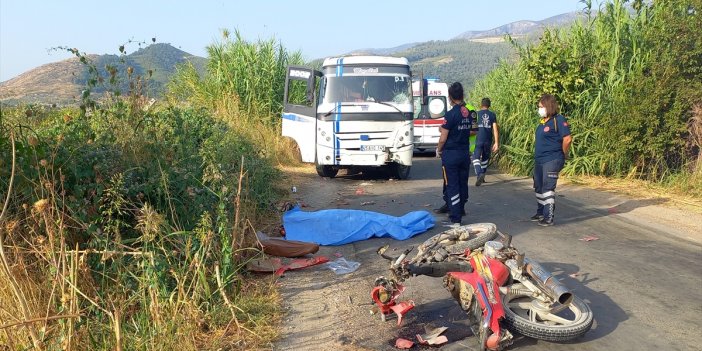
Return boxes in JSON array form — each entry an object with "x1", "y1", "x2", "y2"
[
  {"x1": 0, "y1": 55, "x2": 97, "y2": 104},
  {"x1": 398, "y1": 39, "x2": 516, "y2": 93},
  {"x1": 0, "y1": 43, "x2": 206, "y2": 105},
  {"x1": 454, "y1": 11, "x2": 584, "y2": 40}
]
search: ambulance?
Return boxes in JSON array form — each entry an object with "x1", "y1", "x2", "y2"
[
  {"x1": 412, "y1": 79, "x2": 477, "y2": 152},
  {"x1": 412, "y1": 79, "x2": 449, "y2": 152}
]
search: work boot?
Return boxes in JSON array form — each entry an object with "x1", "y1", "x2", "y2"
[
  {"x1": 537, "y1": 218, "x2": 554, "y2": 227},
  {"x1": 530, "y1": 214, "x2": 544, "y2": 222},
  {"x1": 475, "y1": 173, "x2": 485, "y2": 186},
  {"x1": 446, "y1": 209, "x2": 466, "y2": 217},
  {"x1": 433, "y1": 204, "x2": 449, "y2": 214}
]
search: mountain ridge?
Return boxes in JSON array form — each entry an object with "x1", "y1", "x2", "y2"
[{"x1": 453, "y1": 11, "x2": 584, "y2": 40}]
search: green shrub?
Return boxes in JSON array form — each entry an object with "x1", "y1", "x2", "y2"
[{"x1": 470, "y1": 0, "x2": 701, "y2": 184}]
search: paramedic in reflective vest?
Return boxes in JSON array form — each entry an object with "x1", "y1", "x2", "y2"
[
  {"x1": 531, "y1": 94, "x2": 572, "y2": 226},
  {"x1": 436, "y1": 82, "x2": 472, "y2": 226},
  {"x1": 472, "y1": 98, "x2": 499, "y2": 186}
]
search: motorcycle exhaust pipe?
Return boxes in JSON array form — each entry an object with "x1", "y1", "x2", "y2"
[{"x1": 524, "y1": 258, "x2": 574, "y2": 306}]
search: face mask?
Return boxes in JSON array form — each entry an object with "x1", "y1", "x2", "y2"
[{"x1": 538, "y1": 107, "x2": 547, "y2": 118}]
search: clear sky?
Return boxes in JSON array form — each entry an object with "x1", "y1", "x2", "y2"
[{"x1": 0, "y1": 0, "x2": 593, "y2": 82}]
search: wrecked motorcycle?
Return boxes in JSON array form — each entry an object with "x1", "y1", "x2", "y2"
[{"x1": 372, "y1": 223, "x2": 593, "y2": 350}]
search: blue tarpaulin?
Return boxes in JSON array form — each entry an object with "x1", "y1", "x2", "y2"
[{"x1": 282, "y1": 206, "x2": 435, "y2": 246}]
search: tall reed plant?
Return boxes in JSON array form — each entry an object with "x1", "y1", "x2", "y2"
[
  {"x1": 167, "y1": 30, "x2": 306, "y2": 165},
  {"x1": 470, "y1": 0, "x2": 701, "y2": 185}
]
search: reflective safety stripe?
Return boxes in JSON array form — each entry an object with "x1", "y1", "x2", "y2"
[
  {"x1": 452, "y1": 199, "x2": 461, "y2": 205},
  {"x1": 535, "y1": 191, "x2": 555, "y2": 199},
  {"x1": 537, "y1": 198, "x2": 555, "y2": 205},
  {"x1": 451, "y1": 194, "x2": 459, "y2": 201}
]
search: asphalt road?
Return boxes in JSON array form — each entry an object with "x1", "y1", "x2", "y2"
[{"x1": 274, "y1": 154, "x2": 702, "y2": 351}]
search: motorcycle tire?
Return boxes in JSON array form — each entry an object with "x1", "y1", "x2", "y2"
[
  {"x1": 412, "y1": 223, "x2": 498, "y2": 264},
  {"x1": 435, "y1": 223, "x2": 499, "y2": 259},
  {"x1": 501, "y1": 285, "x2": 594, "y2": 342}
]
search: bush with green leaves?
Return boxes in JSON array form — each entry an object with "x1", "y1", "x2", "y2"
[
  {"x1": 470, "y1": 0, "x2": 701, "y2": 189},
  {"x1": 0, "y1": 59, "x2": 284, "y2": 348}
]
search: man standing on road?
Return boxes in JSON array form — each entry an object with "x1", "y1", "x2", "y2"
[
  {"x1": 473, "y1": 98, "x2": 499, "y2": 186},
  {"x1": 436, "y1": 82, "x2": 472, "y2": 227}
]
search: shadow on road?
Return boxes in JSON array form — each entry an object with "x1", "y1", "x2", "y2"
[
  {"x1": 557, "y1": 196, "x2": 669, "y2": 226},
  {"x1": 539, "y1": 261, "x2": 628, "y2": 342},
  {"x1": 434, "y1": 260, "x2": 627, "y2": 350}
]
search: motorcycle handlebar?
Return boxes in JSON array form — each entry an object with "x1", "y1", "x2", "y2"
[{"x1": 377, "y1": 245, "x2": 414, "y2": 264}]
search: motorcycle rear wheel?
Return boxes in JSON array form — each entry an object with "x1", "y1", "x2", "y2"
[{"x1": 501, "y1": 283, "x2": 593, "y2": 342}]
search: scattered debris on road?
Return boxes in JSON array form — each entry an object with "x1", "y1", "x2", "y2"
[
  {"x1": 395, "y1": 338, "x2": 414, "y2": 349},
  {"x1": 246, "y1": 256, "x2": 330, "y2": 276},
  {"x1": 579, "y1": 235, "x2": 600, "y2": 242},
  {"x1": 416, "y1": 325, "x2": 449, "y2": 346},
  {"x1": 326, "y1": 257, "x2": 361, "y2": 274}
]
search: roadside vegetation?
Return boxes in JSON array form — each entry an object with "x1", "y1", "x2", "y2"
[
  {"x1": 0, "y1": 30, "x2": 302, "y2": 350},
  {"x1": 1, "y1": 1, "x2": 700, "y2": 350},
  {"x1": 469, "y1": 0, "x2": 702, "y2": 198}
]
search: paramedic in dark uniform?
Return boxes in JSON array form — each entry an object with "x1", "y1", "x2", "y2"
[
  {"x1": 472, "y1": 97, "x2": 499, "y2": 186},
  {"x1": 433, "y1": 104, "x2": 476, "y2": 215},
  {"x1": 531, "y1": 94, "x2": 572, "y2": 226},
  {"x1": 436, "y1": 82, "x2": 472, "y2": 226}
]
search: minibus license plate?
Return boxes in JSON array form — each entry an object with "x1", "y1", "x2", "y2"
[{"x1": 361, "y1": 145, "x2": 385, "y2": 152}]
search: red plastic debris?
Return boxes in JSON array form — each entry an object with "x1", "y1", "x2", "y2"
[
  {"x1": 274, "y1": 256, "x2": 330, "y2": 276},
  {"x1": 247, "y1": 256, "x2": 329, "y2": 276},
  {"x1": 395, "y1": 338, "x2": 414, "y2": 349},
  {"x1": 389, "y1": 300, "x2": 415, "y2": 326},
  {"x1": 579, "y1": 235, "x2": 599, "y2": 242}
]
